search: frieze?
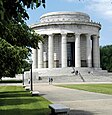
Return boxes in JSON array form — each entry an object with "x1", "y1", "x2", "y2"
[
  {"x1": 40, "y1": 12, "x2": 90, "y2": 23},
  {"x1": 31, "y1": 21, "x2": 101, "y2": 30}
]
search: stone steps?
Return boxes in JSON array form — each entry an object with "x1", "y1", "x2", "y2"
[
  {"x1": 24, "y1": 68, "x2": 112, "y2": 84},
  {"x1": 81, "y1": 74, "x2": 112, "y2": 82},
  {"x1": 34, "y1": 67, "x2": 108, "y2": 77},
  {"x1": 33, "y1": 74, "x2": 112, "y2": 83}
]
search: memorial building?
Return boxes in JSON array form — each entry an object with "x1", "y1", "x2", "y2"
[{"x1": 30, "y1": 11, "x2": 101, "y2": 76}]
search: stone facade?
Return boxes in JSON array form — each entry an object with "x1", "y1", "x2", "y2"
[{"x1": 31, "y1": 11, "x2": 101, "y2": 69}]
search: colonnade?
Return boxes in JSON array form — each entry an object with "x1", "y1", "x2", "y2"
[{"x1": 32, "y1": 33, "x2": 100, "y2": 69}]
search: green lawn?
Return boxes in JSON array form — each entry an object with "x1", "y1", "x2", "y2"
[
  {"x1": 0, "y1": 86, "x2": 51, "y2": 115},
  {"x1": 57, "y1": 84, "x2": 112, "y2": 95}
]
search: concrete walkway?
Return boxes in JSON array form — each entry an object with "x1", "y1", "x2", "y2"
[
  {"x1": 0, "y1": 83, "x2": 22, "y2": 86},
  {"x1": 34, "y1": 83, "x2": 112, "y2": 115}
]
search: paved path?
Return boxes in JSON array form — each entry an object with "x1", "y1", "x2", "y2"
[
  {"x1": 34, "y1": 83, "x2": 112, "y2": 115},
  {"x1": 0, "y1": 83, "x2": 22, "y2": 86}
]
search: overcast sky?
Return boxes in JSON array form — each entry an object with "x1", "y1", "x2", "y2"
[{"x1": 26, "y1": 0, "x2": 112, "y2": 46}]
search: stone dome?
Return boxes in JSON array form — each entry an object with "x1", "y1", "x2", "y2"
[{"x1": 40, "y1": 11, "x2": 90, "y2": 23}]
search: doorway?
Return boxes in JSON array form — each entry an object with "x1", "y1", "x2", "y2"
[{"x1": 67, "y1": 42, "x2": 75, "y2": 67}]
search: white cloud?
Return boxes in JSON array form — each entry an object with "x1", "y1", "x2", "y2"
[
  {"x1": 61, "y1": 0, "x2": 80, "y2": 2},
  {"x1": 86, "y1": 0, "x2": 112, "y2": 21},
  {"x1": 61, "y1": 0, "x2": 112, "y2": 21},
  {"x1": 65, "y1": 0, "x2": 75, "y2": 2}
]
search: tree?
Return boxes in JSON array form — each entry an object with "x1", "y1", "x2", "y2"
[
  {"x1": 0, "y1": 38, "x2": 29, "y2": 78},
  {"x1": 100, "y1": 45, "x2": 112, "y2": 72},
  {"x1": 0, "y1": 0, "x2": 45, "y2": 78}
]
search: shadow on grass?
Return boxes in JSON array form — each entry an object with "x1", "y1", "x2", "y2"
[
  {"x1": 0, "y1": 91, "x2": 31, "y2": 98},
  {"x1": 0, "y1": 108, "x2": 94, "y2": 115},
  {"x1": 0, "y1": 90, "x2": 44, "y2": 106},
  {"x1": 0, "y1": 108, "x2": 50, "y2": 115},
  {"x1": 0, "y1": 98, "x2": 38, "y2": 106},
  {"x1": 69, "y1": 109, "x2": 94, "y2": 115},
  {"x1": 0, "y1": 86, "x2": 51, "y2": 115}
]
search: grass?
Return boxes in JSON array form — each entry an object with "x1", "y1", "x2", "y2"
[
  {"x1": 0, "y1": 86, "x2": 51, "y2": 115},
  {"x1": 57, "y1": 84, "x2": 112, "y2": 95}
]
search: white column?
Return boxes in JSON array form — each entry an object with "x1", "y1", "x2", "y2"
[
  {"x1": 61, "y1": 34, "x2": 67, "y2": 68},
  {"x1": 97, "y1": 36, "x2": 100, "y2": 68},
  {"x1": 48, "y1": 34, "x2": 54, "y2": 68},
  {"x1": 38, "y1": 42, "x2": 43, "y2": 68},
  {"x1": 36, "y1": 48, "x2": 38, "y2": 68},
  {"x1": 93, "y1": 35, "x2": 99, "y2": 68},
  {"x1": 86, "y1": 34, "x2": 92, "y2": 67},
  {"x1": 32, "y1": 48, "x2": 37, "y2": 69},
  {"x1": 75, "y1": 33, "x2": 81, "y2": 67},
  {"x1": 43, "y1": 52, "x2": 47, "y2": 68}
]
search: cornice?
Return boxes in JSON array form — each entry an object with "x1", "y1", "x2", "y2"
[{"x1": 30, "y1": 21, "x2": 101, "y2": 30}]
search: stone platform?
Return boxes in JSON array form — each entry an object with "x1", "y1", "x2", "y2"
[{"x1": 24, "y1": 67, "x2": 112, "y2": 85}]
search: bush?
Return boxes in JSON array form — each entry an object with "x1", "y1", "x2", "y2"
[{"x1": 0, "y1": 80, "x2": 22, "y2": 83}]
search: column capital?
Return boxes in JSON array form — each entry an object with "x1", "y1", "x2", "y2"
[
  {"x1": 85, "y1": 33, "x2": 91, "y2": 37},
  {"x1": 61, "y1": 33, "x2": 67, "y2": 44},
  {"x1": 75, "y1": 32, "x2": 81, "y2": 34},
  {"x1": 75, "y1": 33, "x2": 81, "y2": 38},
  {"x1": 92, "y1": 35, "x2": 98, "y2": 39},
  {"x1": 48, "y1": 33, "x2": 54, "y2": 37},
  {"x1": 61, "y1": 33, "x2": 67, "y2": 36}
]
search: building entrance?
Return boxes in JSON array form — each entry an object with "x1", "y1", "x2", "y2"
[{"x1": 67, "y1": 42, "x2": 75, "y2": 67}]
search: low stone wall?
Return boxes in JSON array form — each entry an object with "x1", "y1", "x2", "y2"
[{"x1": 2, "y1": 74, "x2": 22, "y2": 80}]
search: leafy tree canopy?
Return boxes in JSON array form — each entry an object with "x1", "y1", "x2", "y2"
[
  {"x1": 0, "y1": 0, "x2": 45, "y2": 47},
  {"x1": 0, "y1": 0, "x2": 45, "y2": 78},
  {"x1": 100, "y1": 45, "x2": 112, "y2": 72},
  {"x1": 0, "y1": 38, "x2": 29, "y2": 78}
]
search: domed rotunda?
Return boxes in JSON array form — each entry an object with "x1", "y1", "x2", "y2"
[{"x1": 30, "y1": 11, "x2": 102, "y2": 77}]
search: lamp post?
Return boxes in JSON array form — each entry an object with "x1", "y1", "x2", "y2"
[
  {"x1": 29, "y1": 59, "x2": 33, "y2": 91},
  {"x1": 22, "y1": 68, "x2": 24, "y2": 86}
]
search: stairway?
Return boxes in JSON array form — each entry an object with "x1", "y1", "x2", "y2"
[{"x1": 24, "y1": 68, "x2": 112, "y2": 83}]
